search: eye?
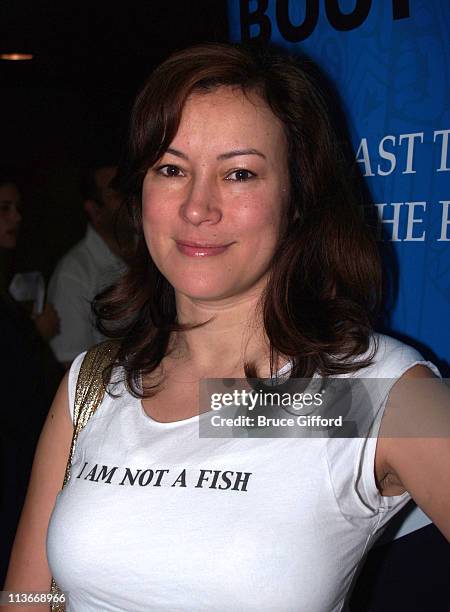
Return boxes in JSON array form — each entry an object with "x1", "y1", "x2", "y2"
[
  {"x1": 156, "y1": 164, "x2": 185, "y2": 178},
  {"x1": 225, "y1": 169, "x2": 256, "y2": 182}
]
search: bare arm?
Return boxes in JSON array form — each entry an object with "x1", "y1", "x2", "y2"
[
  {"x1": 376, "y1": 365, "x2": 450, "y2": 541},
  {"x1": 2, "y1": 372, "x2": 73, "y2": 610}
]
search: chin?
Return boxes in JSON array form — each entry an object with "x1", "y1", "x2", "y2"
[
  {"x1": 169, "y1": 273, "x2": 266, "y2": 304},
  {"x1": 158, "y1": 262, "x2": 227, "y2": 299},
  {"x1": 0, "y1": 238, "x2": 16, "y2": 249}
]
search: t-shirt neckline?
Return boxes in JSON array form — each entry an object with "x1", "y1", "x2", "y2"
[{"x1": 137, "y1": 359, "x2": 293, "y2": 427}]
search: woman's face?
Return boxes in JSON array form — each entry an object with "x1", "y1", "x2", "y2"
[
  {"x1": 0, "y1": 183, "x2": 22, "y2": 249},
  {"x1": 141, "y1": 86, "x2": 289, "y2": 303}
]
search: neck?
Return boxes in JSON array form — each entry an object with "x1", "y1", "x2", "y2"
[{"x1": 170, "y1": 283, "x2": 278, "y2": 378}]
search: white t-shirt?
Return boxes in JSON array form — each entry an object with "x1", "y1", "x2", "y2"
[
  {"x1": 46, "y1": 333, "x2": 439, "y2": 612},
  {"x1": 48, "y1": 225, "x2": 124, "y2": 363}
]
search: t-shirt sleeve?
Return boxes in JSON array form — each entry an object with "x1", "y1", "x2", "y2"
[
  {"x1": 326, "y1": 335, "x2": 441, "y2": 531},
  {"x1": 67, "y1": 351, "x2": 88, "y2": 425},
  {"x1": 358, "y1": 361, "x2": 440, "y2": 527}
]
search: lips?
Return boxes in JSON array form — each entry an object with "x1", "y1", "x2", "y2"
[{"x1": 175, "y1": 239, "x2": 233, "y2": 257}]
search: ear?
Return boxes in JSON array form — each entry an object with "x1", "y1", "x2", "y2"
[{"x1": 84, "y1": 199, "x2": 101, "y2": 224}]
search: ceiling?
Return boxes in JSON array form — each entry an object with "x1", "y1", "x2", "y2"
[{"x1": 0, "y1": 0, "x2": 229, "y2": 168}]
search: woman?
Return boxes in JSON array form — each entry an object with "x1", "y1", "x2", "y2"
[{"x1": 4, "y1": 44, "x2": 449, "y2": 611}]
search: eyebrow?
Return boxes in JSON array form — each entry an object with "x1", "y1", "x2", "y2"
[
  {"x1": 166, "y1": 147, "x2": 189, "y2": 160},
  {"x1": 165, "y1": 147, "x2": 267, "y2": 161},
  {"x1": 217, "y1": 148, "x2": 266, "y2": 161}
]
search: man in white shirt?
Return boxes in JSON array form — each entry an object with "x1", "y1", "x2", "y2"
[{"x1": 48, "y1": 165, "x2": 126, "y2": 368}]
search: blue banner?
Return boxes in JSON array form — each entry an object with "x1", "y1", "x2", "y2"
[{"x1": 228, "y1": 0, "x2": 449, "y2": 376}]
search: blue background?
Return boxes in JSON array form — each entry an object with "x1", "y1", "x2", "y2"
[{"x1": 228, "y1": 0, "x2": 449, "y2": 376}]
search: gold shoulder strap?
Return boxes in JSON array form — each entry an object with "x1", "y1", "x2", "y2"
[
  {"x1": 51, "y1": 340, "x2": 119, "y2": 610},
  {"x1": 61, "y1": 340, "x2": 119, "y2": 487}
]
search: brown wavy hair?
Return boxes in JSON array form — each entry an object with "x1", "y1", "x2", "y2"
[{"x1": 94, "y1": 43, "x2": 381, "y2": 397}]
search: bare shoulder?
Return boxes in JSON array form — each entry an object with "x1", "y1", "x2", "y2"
[
  {"x1": 43, "y1": 369, "x2": 74, "y2": 432},
  {"x1": 3, "y1": 371, "x2": 73, "y2": 600},
  {"x1": 375, "y1": 364, "x2": 450, "y2": 540}
]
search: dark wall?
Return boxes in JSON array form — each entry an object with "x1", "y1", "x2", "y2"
[{"x1": 1, "y1": 1, "x2": 229, "y2": 282}]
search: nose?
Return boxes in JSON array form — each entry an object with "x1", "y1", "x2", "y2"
[
  {"x1": 13, "y1": 206, "x2": 22, "y2": 224},
  {"x1": 180, "y1": 176, "x2": 222, "y2": 226},
  {"x1": 7, "y1": 205, "x2": 22, "y2": 225}
]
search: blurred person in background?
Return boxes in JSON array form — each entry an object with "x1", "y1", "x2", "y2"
[
  {"x1": 0, "y1": 180, "x2": 21, "y2": 251},
  {"x1": 48, "y1": 164, "x2": 128, "y2": 369},
  {"x1": 0, "y1": 177, "x2": 59, "y2": 340},
  {"x1": 0, "y1": 174, "x2": 60, "y2": 586}
]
